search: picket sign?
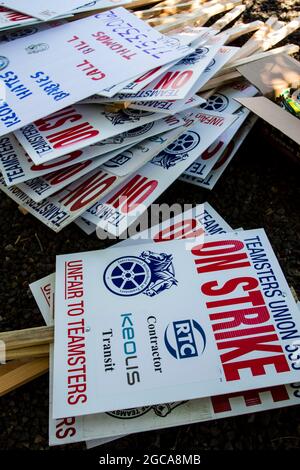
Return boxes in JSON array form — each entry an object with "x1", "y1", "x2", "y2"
[
  {"x1": 184, "y1": 106, "x2": 250, "y2": 180},
  {"x1": 12, "y1": 115, "x2": 185, "y2": 200},
  {"x1": 0, "y1": 122, "x2": 186, "y2": 231},
  {"x1": 128, "y1": 94, "x2": 205, "y2": 115},
  {"x1": 0, "y1": 6, "x2": 38, "y2": 26},
  {"x1": 0, "y1": 169, "x2": 124, "y2": 231},
  {"x1": 16, "y1": 145, "x2": 134, "y2": 203},
  {"x1": 0, "y1": 6, "x2": 70, "y2": 30},
  {"x1": 92, "y1": 34, "x2": 225, "y2": 102},
  {"x1": 52, "y1": 228, "x2": 300, "y2": 419},
  {"x1": 14, "y1": 104, "x2": 166, "y2": 163},
  {"x1": 182, "y1": 45, "x2": 239, "y2": 101},
  {"x1": 84, "y1": 375, "x2": 300, "y2": 448},
  {"x1": 83, "y1": 109, "x2": 237, "y2": 236},
  {"x1": 112, "y1": 36, "x2": 226, "y2": 102},
  {"x1": 24, "y1": 210, "x2": 300, "y2": 445},
  {"x1": 100, "y1": 125, "x2": 187, "y2": 177},
  {"x1": 0, "y1": 0, "x2": 96, "y2": 20},
  {"x1": 181, "y1": 113, "x2": 258, "y2": 189},
  {"x1": 181, "y1": 82, "x2": 257, "y2": 180},
  {"x1": 0, "y1": 7, "x2": 193, "y2": 136},
  {"x1": 0, "y1": 134, "x2": 135, "y2": 187}
]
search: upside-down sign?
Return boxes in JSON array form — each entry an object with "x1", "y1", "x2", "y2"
[{"x1": 0, "y1": 7, "x2": 192, "y2": 135}]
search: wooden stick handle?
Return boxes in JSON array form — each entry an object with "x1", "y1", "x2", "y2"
[
  {"x1": 0, "y1": 358, "x2": 49, "y2": 397},
  {"x1": 0, "y1": 326, "x2": 54, "y2": 351},
  {"x1": 6, "y1": 344, "x2": 50, "y2": 361}
]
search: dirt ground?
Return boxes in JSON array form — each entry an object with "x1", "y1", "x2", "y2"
[{"x1": 0, "y1": 0, "x2": 299, "y2": 453}]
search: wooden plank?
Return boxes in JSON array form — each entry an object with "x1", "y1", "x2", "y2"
[
  {"x1": 6, "y1": 344, "x2": 50, "y2": 361},
  {"x1": 214, "y1": 44, "x2": 299, "y2": 78},
  {"x1": 223, "y1": 20, "x2": 264, "y2": 44},
  {"x1": 210, "y1": 4, "x2": 245, "y2": 31},
  {"x1": 0, "y1": 326, "x2": 54, "y2": 351},
  {"x1": 259, "y1": 16, "x2": 300, "y2": 51},
  {"x1": 0, "y1": 358, "x2": 49, "y2": 397},
  {"x1": 199, "y1": 70, "x2": 241, "y2": 91},
  {"x1": 18, "y1": 205, "x2": 28, "y2": 215},
  {"x1": 158, "y1": 0, "x2": 207, "y2": 8},
  {"x1": 0, "y1": 360, "x2": 26, "y2": 377},
  {"x1": 231, "y1": 16, "x2": 300, "y2": 61},
  {"x1": 153, "y1": 0, "x2": 242, "y2": 32},
  {"x1": 232, "y1": 20, "x2": 273, "y2": 60}
]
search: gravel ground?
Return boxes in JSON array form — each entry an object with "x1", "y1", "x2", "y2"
[{"x1": 0, "y1": 0, "x2": 300, "y2": 454}]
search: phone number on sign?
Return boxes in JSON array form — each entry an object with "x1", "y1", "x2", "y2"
[{"x1": 94, "y1": 10, "x2": 189, "y2": 60}]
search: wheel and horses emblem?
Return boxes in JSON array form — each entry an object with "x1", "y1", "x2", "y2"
[
  {"x1": 200, "y1": 92, "x2": 229, "y2": 112},
  {"x1": 104, "y1": 251, "x2": 178, "y2": 297},
  {"x1": 150, "y1": 131, "x2": 201, "y2": 169}
]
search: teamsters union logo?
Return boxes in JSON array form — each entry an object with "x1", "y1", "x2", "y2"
[
  {"x1": 179, "y1": 47, "x2": 209, "y2": 65},
  {"x1": 104, "y1": 108, "x2": 153, "y2": 126},
  {"x1": 0, "y1": 56, "x2": 9, "y2": 71},
  {"x1": 106, "y1": 401, "x2": 187, "y2": 419},
  {"x1": 164, "y1": 319, "x2": 206, "y2": 359},
  {"x1": 104, "y1": 250, "x2": 178, "y2": 297},
  {"x1": 25, "y1": 43, "x2": 49, "y2": 54},
  {"x1": 200, "y1": 92, "x2": 229, "y2": 112},
  {"x1": 150, "y1": 131, "x2": 201, "y2": 169}
]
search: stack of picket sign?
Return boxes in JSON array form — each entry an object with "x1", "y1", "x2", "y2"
[
  {"x1": 0, "y1": 2, "x2": 300, "y2": 450},
  {"x1": 1, "y1": 202, "x2": 299, "y2": 449},
  {"x1": 0, "y1": 1, "x2": 299, "y2": 237}
]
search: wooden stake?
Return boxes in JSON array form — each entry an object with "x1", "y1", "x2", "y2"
[
  {"x1": 222, "y1": 20, "x2": 264, "y2": 44},
  {"x1": 18, "y1": 205, "x2": 28, "y2": 215},
  {"x1": 210, "y1": 4, "x2": 245, "y2": 31},
  {"x1": 153, "y1": 0, "x2": 242, "y2": 32},
  {"x1": 214, "y1": 43, "x2": 299, "y2": 78},
  {"x1": 0, "y1": 358, "x2": 49, "y2": 397},
  {"x1": 231, "y1": 19, "x2": 275, "y2": 60},
  {"x1": 6, "y1": 344, "x2": 50, "y2": 361},
  {"x1": 158, "y1": 0, "x2": 207, "y2": 8},
  {"x1": 0, "y1": 326, "x2": 54, "y2": 352},
  {"x1": 199, "y1": 70, "x2": 241, "y2": 91},
  {"x1": 0, "y1": 360, "x2": 26, "y2": 377},
  {"x1": 135, "y1": 0, "x2": 211, "y2": 19},
  {"x1": 259, "y1": 16, "x2": 300, "y2": 51}
]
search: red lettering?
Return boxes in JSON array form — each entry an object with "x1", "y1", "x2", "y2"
[
  {"x1": 191, "y1": 240, "x2": 250, "y2": 273},
  {"x1": 211, "y1": 385, "x2": 290, "y2": 413},
  {"x1": 59, "y1": 171, "x2": 117, "y2": 211},
  {"x1": 47, "y1": 123, "x2": 99, "y2": 149},
  {"x1": 35, "y1": 107, "x2": 81, "y2": 131},
  {"x1": 154, "y1": 219, "x2": 204, "y2": 242},
  {"x1": 213, "y1": 140, "x2": 235, "y2": 170},
  {"x1": 218, "y1": 333, "x2": 283, "y2": 363},
  {"x1": 223, "y1": 355, "x2": 290, "y2": 381},
  {"x1": 136, "y1": 66, "x2": 161, "y2": 83},
  {"x1": 31, "y1": 150, "x2": 83, "y2": 171},
  {"x1": 202, "y1": 139, "x2": 224, "y2": 160},
  {"x1": 44, "y1": 160, "x2": 92, "y2": 185},
  {"x1": 107, "y1": 174, "x2": 158, "y2": 213}
]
